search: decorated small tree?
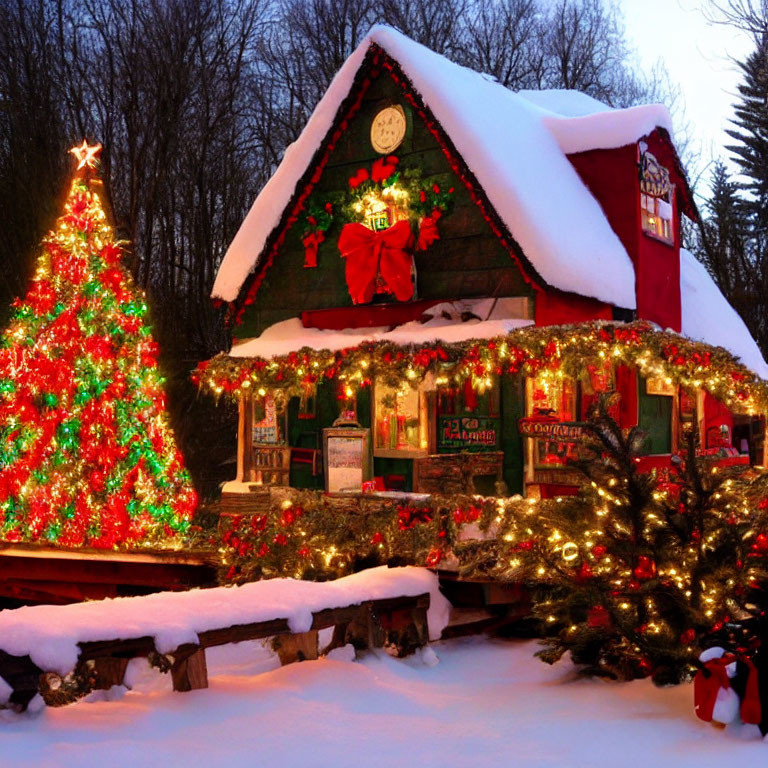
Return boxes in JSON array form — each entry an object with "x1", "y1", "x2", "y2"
[
  {"x1": 460, "y1": 397, "x2": 768, "y2": 684},
  {"x1": 0, "y1": 142, "x2": 197, "y2": 548}
]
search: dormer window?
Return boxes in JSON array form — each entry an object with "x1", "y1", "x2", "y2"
[{"x1": 640, "y1": 151, "x2": 674, "y2": 244}]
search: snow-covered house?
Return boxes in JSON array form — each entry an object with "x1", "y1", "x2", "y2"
[{"x1": 201, "y1": 26, "x2": 768, "y2": 503}]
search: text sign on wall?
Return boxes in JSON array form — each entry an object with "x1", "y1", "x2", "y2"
[
  {"x1": 518, "y1": 418, "x2": 586, "y2": 442},
  {"x1": 439, "y1": 416, "x2": 499, "y2": 449}
]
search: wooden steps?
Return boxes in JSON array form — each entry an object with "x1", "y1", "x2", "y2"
[
  {"x1": 442, "y1": 608, "x2": 501, "y2": 639},
  {"x1": 437, "y1": 570, "x2": 533, "y2": 639}
]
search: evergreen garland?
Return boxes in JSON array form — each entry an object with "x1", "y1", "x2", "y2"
[{"x1": 195, "y1": 320, "x2": 768, "y2": 417}]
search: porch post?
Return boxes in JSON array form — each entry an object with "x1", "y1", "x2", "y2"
[{"x1": 237, "y1": 390, "x2": 255, "y2": 482}]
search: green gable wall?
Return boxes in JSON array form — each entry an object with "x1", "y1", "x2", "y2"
[{"x1": 234, "y1": 71, "x2": 534, "y2": 341}]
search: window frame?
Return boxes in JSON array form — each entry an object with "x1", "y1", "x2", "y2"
[
  {"x1": 372, "y1": 377, "x2": 431, "y2": 459},
  {"x1": 640, "y1": 190, "x2": 675, "y2": 245},
  {"x1": 639, "y1": 150, "x2": 676, "y2": 246}
]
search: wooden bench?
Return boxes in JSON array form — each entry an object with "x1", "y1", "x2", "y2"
[{"x1": 0, "y1": 592, "x2": 431, "y2": 711}]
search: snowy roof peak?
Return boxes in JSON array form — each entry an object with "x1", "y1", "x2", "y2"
[{"x1": 213, "y1": 25, "x2": 677, "y2": 307}]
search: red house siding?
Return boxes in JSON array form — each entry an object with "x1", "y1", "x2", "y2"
[
  {"x1": 567, "y1": 134, "x2": 683, "y2": 332},
  {"x1": 534, "y1": 288, "x2": 613, "y2": 326},
  {"x1": 567, "y1": 143, "x2": 639, "y2": 266},
  {"x1": 635, "y1": 222, "x2": 681, "y2": 332},
  {"x1": 636, "y1": 131, "x2": 684, "y2": 332}
]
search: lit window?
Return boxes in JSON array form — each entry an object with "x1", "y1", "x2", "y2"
[
  {"x1": 640, "y1": 151, "x2": 674, "y2": 244},
  {"x1": 531, "y1": 375, "x2": 576, "y2": 422},
  {"x1": 356, "y1": 186, "x2": 410, "y2": 232},
  {"x1": 530, "y1": 375, "x2": 578, "y2": 468},
  {"x1": 364, "y1": 195, "x2": 408, "y2": 232},
  {"x1": 374, "y1": 380, "x2": 427, "y2": 456},
  {"x1": 252, "y1": 392, "x2": 283, "y2": 444}
]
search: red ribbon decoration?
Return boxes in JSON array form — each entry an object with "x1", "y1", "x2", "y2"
[
  {"x1": 338, "y1": 219, "x2": 415, "y2": 304},
  {"x1": 416, "y1": 209, "x2": 442, "y2": 251},
  {"x1": 371, "y1": 155, "x2": 399, "y2": 183},
  {"x1": 302, "y1": 230, "x2": 324, "y2": 268}
]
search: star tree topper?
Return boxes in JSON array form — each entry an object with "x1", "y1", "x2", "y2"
[{"x1": 69, "y1": 140, "x2": 102, "y2": 170}]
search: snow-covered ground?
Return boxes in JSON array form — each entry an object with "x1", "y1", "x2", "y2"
[{"x1": 3, "y1": 636, "x2": 765, "y2": 767}]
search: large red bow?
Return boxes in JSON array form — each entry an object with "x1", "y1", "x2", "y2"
[{"x1": 338, "y1": 220, "x2": 415, "y2": 304}]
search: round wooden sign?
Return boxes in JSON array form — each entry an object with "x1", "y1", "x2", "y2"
[{"x1": 370, "y1": 105, "x2": 407, "y2": 154}]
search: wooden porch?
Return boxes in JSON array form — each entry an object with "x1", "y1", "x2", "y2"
[{"x1": 0, "y1": 544, "x2": 219, "y2": 605}]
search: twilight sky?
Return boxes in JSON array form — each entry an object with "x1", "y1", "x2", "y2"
[{"x1": 620, "y1": 0, "x2": 753, "y2": 193}]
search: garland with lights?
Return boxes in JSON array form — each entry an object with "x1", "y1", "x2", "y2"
[
  {"x1": 194, "y1": 320, "x2": 768, "y2": 416},
  {"x1": 0, "y1": 142, "x2": 197, "y2": 547},
  {"x1": 341, "y1": 154, "x2": 454, "y2": 228},
  {"x1": 217, "y1": 490, "x2": 482, "y2": 584},
  {"x1": 300, "y1": 154, "x2": 455, "y2": 303}
]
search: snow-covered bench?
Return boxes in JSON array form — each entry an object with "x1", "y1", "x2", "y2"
[{"x1": 0, "y1": 566, "x2": 450, "y2": 711}]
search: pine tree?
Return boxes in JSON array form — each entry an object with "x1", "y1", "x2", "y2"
[
  {"x1": 696, "y1": 162, "x2": 765, "y2": 347},
  {"x1": 703, "y1": 162, "x2": 748, "y2": 289},
  {"x1": 696, "y1": 39, "x2": 768, "y2": 356},
  {"x1": 726, "y1": 38, "x2": 768, "y2": 231},
  {"x1": 0, "y1": 142, "x2": 197, "y2": 548},
  {"x1": 459, "y1": 398, "x2": 768, "y2": 684}
]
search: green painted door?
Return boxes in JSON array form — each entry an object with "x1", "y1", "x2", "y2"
[
  {"x1": 501, "y1": 373, "x2": 525, "y2": 494},
  {"x1": 637, "y1": 377, "x2": 672, "y2": 454}
]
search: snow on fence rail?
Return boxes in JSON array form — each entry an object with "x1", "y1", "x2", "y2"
[{"x1": 0, "y1": 566, "x2": 451, "y2": 711}]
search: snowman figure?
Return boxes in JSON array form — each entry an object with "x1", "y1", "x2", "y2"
[
  {"x1": 694, "y1": 647, "x2": 741, "y2": 726},
  {"x1": 693, "y1": 647, "x2": 762, "y2": 727}
]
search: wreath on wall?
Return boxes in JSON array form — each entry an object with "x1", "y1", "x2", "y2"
[{"x1": 300, "y1": 155, "x2": 455, "y2": 304}]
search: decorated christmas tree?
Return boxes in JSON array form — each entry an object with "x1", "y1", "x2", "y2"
[
  {"x1": 459, "y1": 397, "x2": 768, "y2": 684},
  {"x1": 0, "y1": 142, "x2": 197, "y2": 548}
]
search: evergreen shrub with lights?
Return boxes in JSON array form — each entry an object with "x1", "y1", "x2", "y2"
[
  {"x1": 0, "y1": 143, "x2": 197, "y2": 547},
  {"x1": 458, "y1": 397, "x2": 768, "y2": 684}
]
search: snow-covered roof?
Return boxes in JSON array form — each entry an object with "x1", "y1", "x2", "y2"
[
  {"x1": 540, "y1": 104, "x2": 673, "y2": 156},
  {"x1": 516, "y1": 89, "x2": 673, "y2": 155},
  {"x1": 517, "y1": 89, "x2": 614, "y2": 118},
  {"x1": 231, "y1": 300, "x2": 533, "y2": 359},
  {"x1": 680, "y1": 248, "x2": 768, "y2": 378},
  {"x1": 214, "y1": 26, "x2": 677, "y2": 309}
]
